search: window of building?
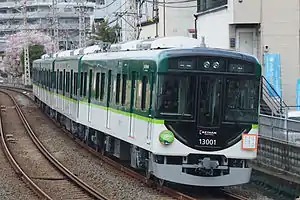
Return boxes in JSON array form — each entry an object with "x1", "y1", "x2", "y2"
[{"x1": 197, "y1": 0, "x2": 227, "y2": 13}]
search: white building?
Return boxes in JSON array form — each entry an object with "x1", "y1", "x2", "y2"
[
  {"x1": 0, "y1": 0, "x2": 95, "y2": 50},
  {"x1": 138, "y1": 0, "x2": 196, "y2": 40},
  {"x1": 195, "y1": 0, "x2": 299, "y2": 106}
]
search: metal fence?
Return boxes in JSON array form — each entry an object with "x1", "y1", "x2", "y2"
[{"x1": 259, "y1": 113, "x2": 300, "y2": 145}]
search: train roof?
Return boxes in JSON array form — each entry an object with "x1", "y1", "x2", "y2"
[
  {"x1": 54, "y1": 55, "x2": 83, "y2": 61},
  {"x1": 81, "y1": 47, "x2": 259, "y2": 64},
  {"x1": 33, "y1": 58, "x2": 55, "y2": 63}
]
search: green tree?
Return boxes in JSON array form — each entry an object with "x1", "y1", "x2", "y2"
[
  {"x1": 94, "y1": 20, "x2": 121, "y2": 43},
  {"x1": 20, "y1": 44, "x2": 45, "y2": 74}
]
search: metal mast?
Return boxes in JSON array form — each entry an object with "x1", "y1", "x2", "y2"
[
  {"x1": 122, "y1": 0, "x2": 140, "y2": 41},
  {"x1": 23, "y1": 0, "x2": 31, "y2": 86},
  {"x1": 78, "y1": 1, "x2": 86, "y2": 48},
  {"x1": 52, "y1": 0, "x2": 59, "y2": 52}
]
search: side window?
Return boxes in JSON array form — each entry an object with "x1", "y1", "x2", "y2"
[
  {"x1": 74, "y1": 72, "x2": 78, "y2": 96},
  {"x1": 121, "y1": 74, "x2": 127, "y2": 106},
  {"x1": 63, "y1": 69, "x2": 66, "y2": 94},
  {"x1": 88, "y1": 69, "x2": 93, "y2": 100},
  {"x1": 59, "y1": 71, "x2": 63, "y2": 91},
  {"x1": 56, "y1": 69, "x2": 59, "y2": 93},
  {"x1": 100, "y1": 72, "x2": 106, "y2": 101},
  {"x1": 70, "y1": 70, "x2": 73, "y2": 96},
  {"x1": 141, "y1": 75, "x2": 149, "y2": 110},
  {"x1": 115, "y1": 73, "x2": 121, "y2": 104},
  {"x1": 107, "y1": 70, "x2": 112, "y2": 103},
  {"x1": 95, "y1": 72, "x2": 100, "y2": 99},
  {"x1": 130, "y1": 71, "x2": 137, "y2": 108},
  {"x1": 83, "y1": 72, "x2": 87, "y2": 97},
  {"x1": 80, "y1": 72, "x2": 84, "y2": 96},
  {"x1": 66, "y1": 71, "x2": 70, "y2": 93}
]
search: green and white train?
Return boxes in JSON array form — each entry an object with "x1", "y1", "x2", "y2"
[{"x1": 32, "y1": 36, "x2": 261, "y2": 187}]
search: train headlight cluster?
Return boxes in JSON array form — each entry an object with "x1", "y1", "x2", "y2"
[{"x1": 203, "y1": 61, "x2": 220, "y2": 69}]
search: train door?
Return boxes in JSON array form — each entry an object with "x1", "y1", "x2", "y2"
[
  {"x1": 129, "y1": 71, "x2": 137, "y2": 138},
  {"x1": 87, "y1": 68, "x2": 93, "y2": 123},
  {"x1": 145, "y1": 68, "x2": 154, "y2": 145},
  {"x1": 106, "y1": 69, "x2": 112, "y2": 129}
]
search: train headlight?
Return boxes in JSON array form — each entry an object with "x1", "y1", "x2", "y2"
[
  {"x1": 213, "y1": 61, "x2": 220, "y2": 69},
  {"x1": 159, "y1": 130, "x2": 175, "y2": 145},
  {"x1": 203, "y1": 61, "x2": 210, "y2": 69}
]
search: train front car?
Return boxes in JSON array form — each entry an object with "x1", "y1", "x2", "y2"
[{"x1": 151, "y1": 48, "x2": 261, "y2": 187}]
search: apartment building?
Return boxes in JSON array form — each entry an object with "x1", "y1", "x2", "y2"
[{"x1": 0, "y1": 0, "x2": 95, "y2": 51}]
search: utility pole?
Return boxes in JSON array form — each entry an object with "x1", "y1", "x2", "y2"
[
  {"x1": 22, "y1": 0, "x2": 31, "y2": 86},
  {"x1": 52, "y1": 0, "x2": 59, "y2": 52},
  {"x1": 154, "y1": 0, "x2": 159, "y2": 37},
  {"x1": 122, "y1": 0, "x2": 143, "y2": 41},
  {"x1": 78, "y1": 1, "x2": 86, "y2": 48}
]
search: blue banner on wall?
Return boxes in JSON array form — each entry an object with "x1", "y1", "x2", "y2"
[
  {"x1": 296, "y1": 79, "x2": 300, "y2": 110},
  {"x1": 264, "y1": 53, "x2": 282, "y2": 97}
]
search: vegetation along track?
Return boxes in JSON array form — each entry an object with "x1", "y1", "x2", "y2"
[
  {"x1": 0, "y1": 89, "x2": 110, "y2": 200},
  {"x1": 0, "y1": 86, "x2": 249, "y2": 200}
]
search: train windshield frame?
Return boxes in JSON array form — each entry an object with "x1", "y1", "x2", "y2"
[{"x1": 155, "y1": 57, "x2": 260, "y2": 125}]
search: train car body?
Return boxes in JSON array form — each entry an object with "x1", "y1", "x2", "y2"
[{"x1": 32, "y1": 37, "x2": 261, "y2": 187}]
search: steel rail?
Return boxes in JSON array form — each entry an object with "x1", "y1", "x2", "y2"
[{"x1": 0, "y1": 89, "x2": 110, "y2": 200}]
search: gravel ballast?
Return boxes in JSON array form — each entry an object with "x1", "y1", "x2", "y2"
[{"x1": 0, "y1": 93, "x2": 39, "y2": 200}]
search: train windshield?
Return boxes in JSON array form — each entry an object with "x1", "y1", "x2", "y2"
[
  {"x1": 157, "y1": 74, "x2": 196, "y2": 118},
  {"x1": 224, "y1": 77, "x2": 259, "y2": 123},
  {"x1": 156, "y1": 74, "x2": 260, "y2": 124}
]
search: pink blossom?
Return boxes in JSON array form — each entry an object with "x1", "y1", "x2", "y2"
[{"x1": 2, "y1": 30, "x2": 55, "y2": 73}]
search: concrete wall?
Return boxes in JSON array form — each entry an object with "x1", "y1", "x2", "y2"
[
  {"x1": 139, "y1": 0, "x2": 194, "y2": 39},
  {"x1": 196, "y1": 8, "x2": 231, "y2": 48},
  {"x1": 261, "y1": 0, "x2": 300, "y2": 106}
]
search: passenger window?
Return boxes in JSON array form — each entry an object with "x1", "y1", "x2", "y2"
[
  {"x1": 80, "y1": 72, "x2": 84, "y2": 96},
  {"x1": 88, "y1": 69, "x2": 93, "y2": 100},
  {"x1": 121, "y1": 74, "x2": 127, "y2": 106},
  {"x1": 56, "y1": 69, "x2": 59, "y2": 93},
  {"x1": 83, "y1": 72, "x2": 87, "y2": 97},
  {"x1": 63, "y1": 69, "x2": 66, "y2": 94},
  {"x1": 53, "y1": 71, "x2": 56, "y2": 89},
  {"x1": 131, "y1": 71, "x2": 137, "y2": 108},
  {"x1": 141, "y1": 75, "x2": 148, "y2": 110},
  {"x1": 74, "y1": 72, "x2": 78, "y2": 96},
  {"x1": 66, "y1": 71, "x2": 70, "y2": 93},
  {"x1": 70, "y1": 70, "x2": 73, "y2": 95},
  {"x1": 100, "y1": 73, "x2": 105, "y2": 101},
  {"x1": 95, "y1": 72, "x2": 100, "y2": 99},
  {"x1": 59, "y1": 71, "x2": 63, "y2": 91},
  {"x1": 116, "y1": 74, "x2": 121, "y2": 104},
  {"x1": 107, "y1": 70, "x2": 112, "y2": 103}
]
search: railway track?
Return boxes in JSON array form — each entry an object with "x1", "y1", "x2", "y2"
[
  {"x1": 0, "y1": 86, "x2": 249, "y2": 200},
  {"x1": 0, "y1": 89, "x2": 110, "y2": 200}
]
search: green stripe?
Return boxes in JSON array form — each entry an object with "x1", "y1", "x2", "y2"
[
  {"x1": 33, "y1": 84, "x2": 164, "y2": 124},
  {"x1": 252, "y1": 124, "x2": 258, "y2": 129}
]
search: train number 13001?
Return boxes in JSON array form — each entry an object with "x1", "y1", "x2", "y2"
[{"x1": 199, "y1": 138, "x2": 217, "y2": 146}]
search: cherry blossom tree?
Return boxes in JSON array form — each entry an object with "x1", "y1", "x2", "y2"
[{"x1": 2, "y1": 30, "x2": 54, "y2": 75}]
